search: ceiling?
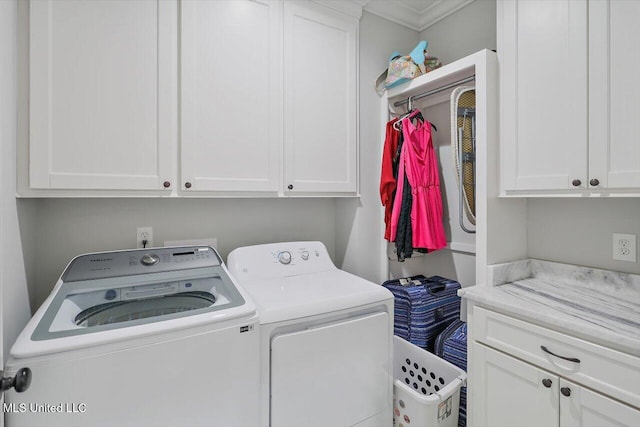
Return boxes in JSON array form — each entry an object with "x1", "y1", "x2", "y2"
[{"x1": 363, "y1": 0, "x2": 477, "y2": 31}]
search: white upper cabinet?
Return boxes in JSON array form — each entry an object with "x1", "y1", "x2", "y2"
[
  {"x1": 180, "y1": 0, "x2": 281, "y2": 193},
  {"x1": 283, "y1": 1, "x2": 358, "y2": 194},
  {"x1": 23, "y1": 0, "x2": 360, "y2": 197},
  {"x1": 29, "y1": 0, "x2": 176, "y2": 191},
  {"x1": 499, "y1": 0, "x2": 640, "y2": 195},
  {"x1": 588, "y1": 0, "x2": 640, "y2": 190},
  {"x1": 499, "y1": 0, "x2": 587, "y2": 193}
]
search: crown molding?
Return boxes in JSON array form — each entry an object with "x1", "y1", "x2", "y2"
[
  {"x1": 364, "y1": 0, "x2": 476, "y2": 32},
  {"x1": 310, "y1": 0, "x2": 371, "y2": 19}
]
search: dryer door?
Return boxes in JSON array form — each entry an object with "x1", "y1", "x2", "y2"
[{"x1": 270, "y1": 312, "x2": 391, "y2": 427}]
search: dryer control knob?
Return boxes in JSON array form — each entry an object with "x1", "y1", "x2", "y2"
[
  {"x1": 301, "y1": 251, "x2": 309, "y2": 261},
  {"x1": 141, "y1": 254, "x2": 160, "y2": 266},
  {"x1": 278, "y1": 251, "x2": 292, "y2": 265}
]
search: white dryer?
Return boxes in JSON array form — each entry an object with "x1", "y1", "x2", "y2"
[
  {"x1": 227, "y1": 241, "x2": 394, "y2": 427},
  {"x1": 3, "y1": 246, "x2": 260, "y2": 427}
]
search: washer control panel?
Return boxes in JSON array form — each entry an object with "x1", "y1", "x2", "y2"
[{"x1": 62, "y1": 246, "x2": 222, "y2": 282}]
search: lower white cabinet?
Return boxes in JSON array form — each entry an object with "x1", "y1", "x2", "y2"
[
  {"x1": 468, "y1": 306, "x2": 640, "y2": 427},
  {"x1": 473, "y1": 343, "x2": 639, "y2": 427},
  {"x1": 560, "y1": 377, "x2": 640, "y2": 427},
  {"x1": 473, "y1": 343, "x2": 559, "y2": 427}
]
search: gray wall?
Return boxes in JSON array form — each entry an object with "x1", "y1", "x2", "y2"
[
  {"x1": 528, "y1": 198, "x2": 640, "y2": 274},
  {"x1": 28, "y1": 198, "x2": 337, "y2": 309},
  {"x1": 1, "y1": 0, "x2": 32, "y2": 363},
  {"x1": 335, "y1": 11, "x2": 418, "y2": 282},
  {"x1": 419, "y1": 0, "x2": 497, "y2": 65}
]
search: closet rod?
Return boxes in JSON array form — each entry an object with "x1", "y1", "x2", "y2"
[{"x1": 393, "y1": 75, "x2": 475, "y2": 108}]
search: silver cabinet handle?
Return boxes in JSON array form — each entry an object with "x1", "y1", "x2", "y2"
[{"x1": 541, "y1": 345, "x2": 580, "y2": 363}]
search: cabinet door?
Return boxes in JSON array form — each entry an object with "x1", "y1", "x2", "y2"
[
  {"x1": 29, "y1": 0, "x2": 175, "y2": 191},
  {"x1": 473, "y1": 343, "x2": 559, "y2": 427},
  {"x1": 588, "y1": 0, "x2": 640, "y2": 190},
  {"x1": 560, "y1": 378, "x2": 640, "y2": 427},
  {"x1": 180, "y1": 0, "x2": 281, "y2": 193},
  {"x1": 499, "y1": 0, "x2": 588, "y2": 191},
  {"x1": 283, "y1": 2, "x2": 357, "y2": 194}
]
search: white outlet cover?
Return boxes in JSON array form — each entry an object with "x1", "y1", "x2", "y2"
[
  {"x1": 612, "y1": 233, "x2": 636, "y2": 262},
  {"x1": 136, "y1": 226, "x2": 154, "y2": 249}
]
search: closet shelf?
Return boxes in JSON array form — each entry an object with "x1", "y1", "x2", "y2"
[{"x1": 386, "y1": 49, "x2": 492, "y2": 105}]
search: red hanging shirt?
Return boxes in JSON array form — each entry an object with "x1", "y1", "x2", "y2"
[{"x1": 380, "y1": 118, "x2": 399, "y2": 241}]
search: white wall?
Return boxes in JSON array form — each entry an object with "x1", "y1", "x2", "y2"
[
  {"x1": 0, "y1": 0, "x2": 32, "y2": 365},
  {"x1": 30, "y1": 198, "x2": 337, "y2": 308},
  {"x1": 334, "y1": 11, "x2": 418, "y2": 283},
  {"x1": 419, "y1": 0, "x2": 497, "y2": 65},
  {"x1": 528, "y1": 198, "x2": 640, "y2": 274}
]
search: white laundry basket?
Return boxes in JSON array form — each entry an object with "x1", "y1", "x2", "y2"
[{"x1": 393, "y1": 336, "x2": 466, "y2": 427}]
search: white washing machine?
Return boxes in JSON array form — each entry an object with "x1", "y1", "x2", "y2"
[
  {"x1": 3, "y1": 246, "x2": 260, "y2": 427},
  {"x1": 227, "y1": 241, "x2": 394, "y2": 427}
]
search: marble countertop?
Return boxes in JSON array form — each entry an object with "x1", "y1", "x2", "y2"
[{"x1": 459, "y1": 259, "x2": 640, "y2": 357}]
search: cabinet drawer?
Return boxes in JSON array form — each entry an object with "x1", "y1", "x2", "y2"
[{"x1": 473, "y1": 306, "x2": 640, "y2": 408}]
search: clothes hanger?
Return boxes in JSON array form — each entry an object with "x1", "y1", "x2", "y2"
[
  {"x1": 393, "y1": 96, "x2": 438, "y2": 132},
  {"x1": 393, "y1": 97, "x2": 415, "y2": 130}
]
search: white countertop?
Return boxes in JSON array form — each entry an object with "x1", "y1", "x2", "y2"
[{"x1": 459, "y1": 259, "x2": 640, "y2": 357}]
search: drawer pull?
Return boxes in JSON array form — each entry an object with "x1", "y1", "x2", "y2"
[
  {"x1": 560, "y1": 387, "x2": 572, "y2": 397},
  {"x1": 541, "y1": 378, "x2": 552, "y2": 388},
  {"x1": 541, "y1": 345, "x2": 580, "y2": 363}
]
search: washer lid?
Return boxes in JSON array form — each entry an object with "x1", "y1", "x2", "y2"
[
  {"x1": 31, "y1": 266, "x2": 246, "y2": 342},
  {"x1": 236, "y1": 269, "x2": 393, "y2": 324}
]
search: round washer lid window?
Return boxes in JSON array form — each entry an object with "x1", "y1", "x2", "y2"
[{"x1": 74, "y1": 291, "x2": 216, "y2": 327}]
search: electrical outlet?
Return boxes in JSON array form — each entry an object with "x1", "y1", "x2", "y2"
[
  {"x1": 612, "y1": 233, "x2": 636, "y2": 262},
  {"x1": 137, "y1": 227, "x2": 153, "y2": 249}
]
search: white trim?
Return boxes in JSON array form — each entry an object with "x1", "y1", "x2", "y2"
[
  {"x1": 364, "y1": 0, "x2": 476, "y2": 31},
  {"x1": 310, "y1": 0, "x2": 366, "y2": 19}
]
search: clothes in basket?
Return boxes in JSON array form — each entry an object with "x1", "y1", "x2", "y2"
[
  {"x1": 435, "y1": 320, "x2": 468, "y2": 427},
  {"x1": 382, "y1": 275, "x2": 461, "y2": 351}
]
